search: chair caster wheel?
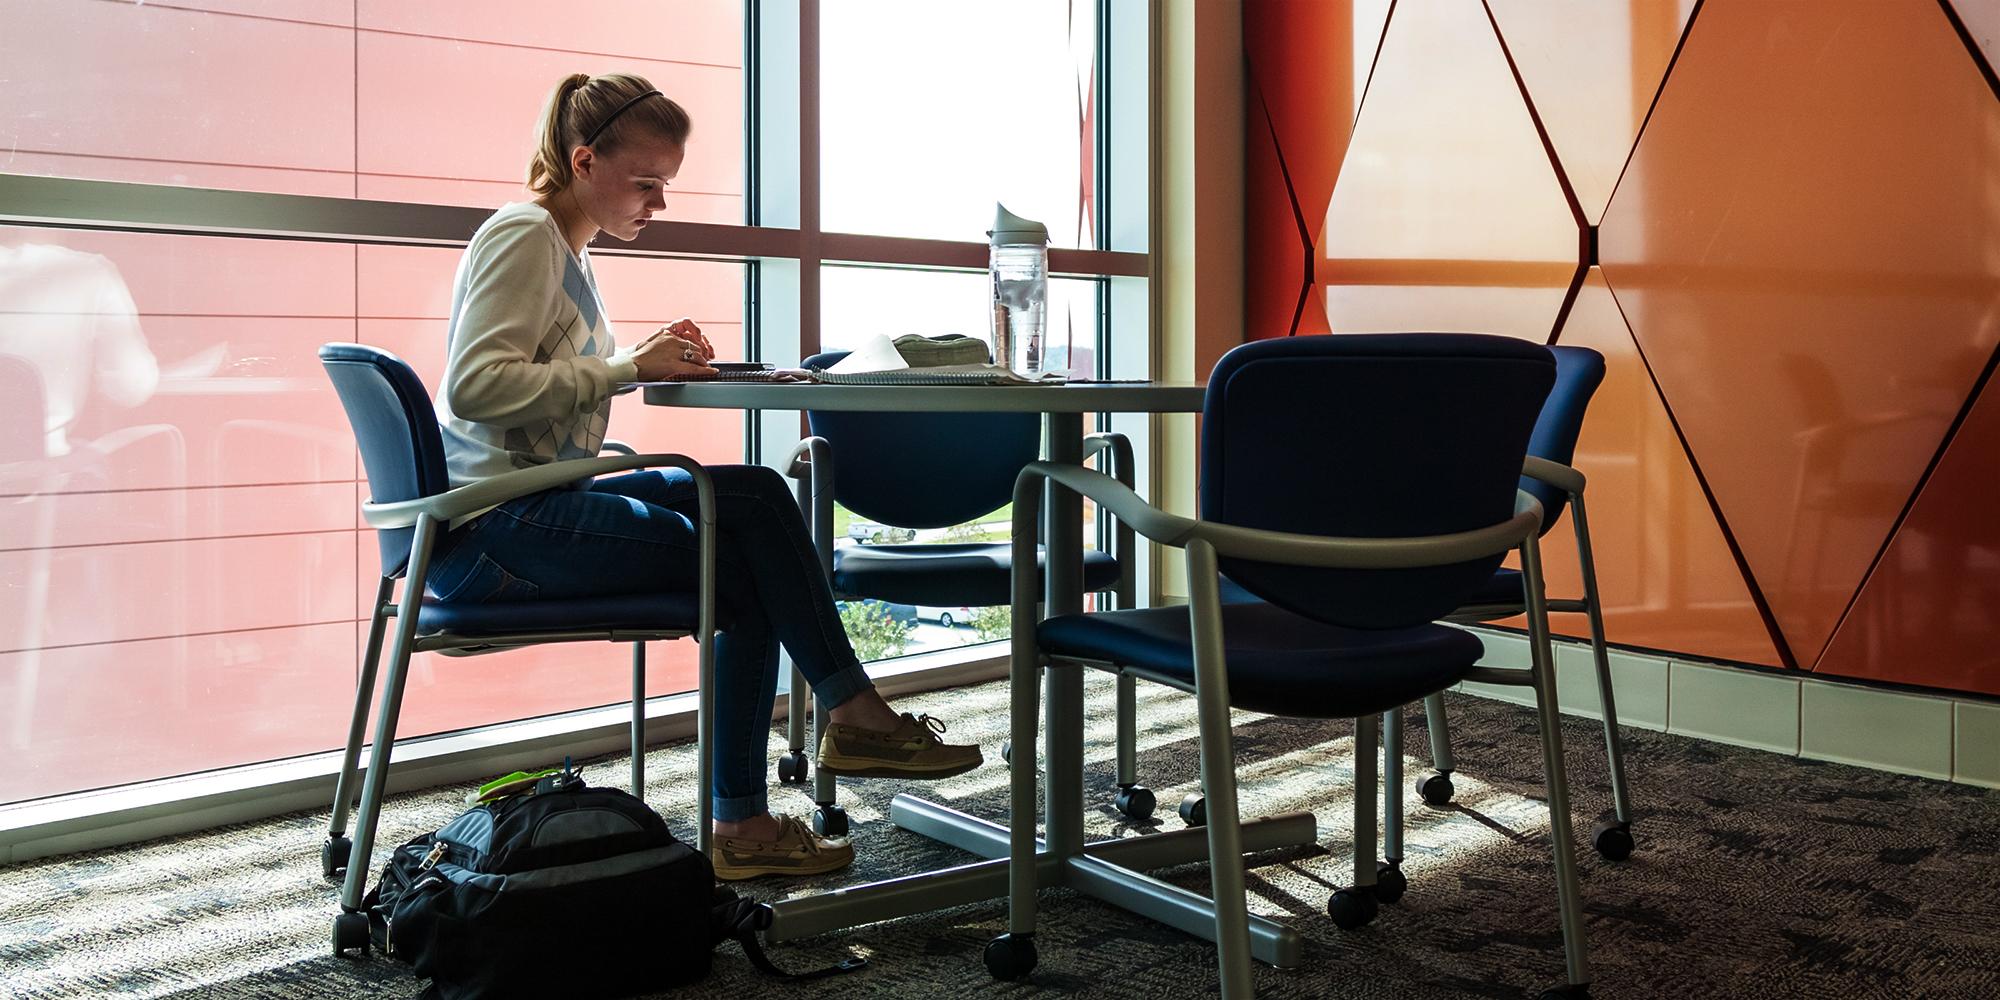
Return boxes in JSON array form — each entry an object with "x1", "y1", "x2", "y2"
[
  {"x1": 984, "y1": 933, "x2": 1037, "y2": 980},
  {"x1": 1000, "y1": 740, "x2": 1011, "y2": 766},
  {"x1": 1114, "y1": 784, "x2": 1156, "y2": 821},
  {"x1": 1592, "y1": 819, "x2": 1634, "y2": 861},
  {"x1": 1373, "y1": 861, "x2": 1407, "y2": 904},
  {"x1": 1538, "y1": 985, "x2": 1592, "y2": 999},
  {"x1": 776, "y1": 751, "x2": 810, "y2": 785},
  {"x1": 1177, "y1": 793, "x2": 1206, "y2": 827},
  {"x1": 1417, "y1": 771, "x2": 1454, "y2": 807},
  {"x1": 814, "y1": 804, "x2": 849, "y2": 838},
  {"x1": 1326, "y1": 887, "x2": 1379, "y2": 930},
  {"x1": 331, "y1": 911, "x2": 371, "y2": 956},
  {"x1": 321, "y1": 835, "x2": 352, "y2": 881}
]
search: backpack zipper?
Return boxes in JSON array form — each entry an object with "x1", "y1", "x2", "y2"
[{"x1": 417, "y1": 840, "x2": 449, "y2": 872}]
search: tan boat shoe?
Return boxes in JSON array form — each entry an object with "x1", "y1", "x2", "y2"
[
  {"x1": 711, "y1": 815, "x2": 855, "y2": 881},
  {"x1": 816, "y1": 712, "x2": 984, "y2": 779}
]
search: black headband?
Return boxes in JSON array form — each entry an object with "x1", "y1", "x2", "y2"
[{"x1": 582, "y1": 89, "x2": 663, "y2": 147}]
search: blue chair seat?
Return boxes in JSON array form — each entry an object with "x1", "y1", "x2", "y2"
[
  {"x1": 832, "y1": 542, "x2": 1121, "y2": 608},
  {"x1": 417, "y1": 592, "x2": 705, "y2": 637},
  {"x1": 1037, "y1": 603, "x2": 1487, "y2": 719}
]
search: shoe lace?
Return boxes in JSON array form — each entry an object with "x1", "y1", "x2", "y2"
[
  {"x1": 914, "y1": 714, "x2": 948, "y2": 742},
  {"x1": 782, "y1": 815, "x2": 822, "y2": 855}
]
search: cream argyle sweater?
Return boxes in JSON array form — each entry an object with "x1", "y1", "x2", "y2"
[{"x1": 436, "y1": 202, "x2": 639, "y2": 495}]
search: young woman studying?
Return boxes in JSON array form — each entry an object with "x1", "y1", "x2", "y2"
[{"x1": 430, "y1": 72, "x2": 981, "y2": 880}]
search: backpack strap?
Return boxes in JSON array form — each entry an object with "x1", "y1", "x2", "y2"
[{"x1": 713, "y1": 896, "x2": 868, "y2": 980}]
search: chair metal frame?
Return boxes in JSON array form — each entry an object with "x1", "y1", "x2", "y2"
[
  {"x1": 319, "y1": 359, "x2": 719, "y2": 956},
  {"x1": 996, "y1": 461, "x2": 1591, "y2": 999},
  {"x1": 1418, "y1": 454, "x2": 1634, "y2": 861}
]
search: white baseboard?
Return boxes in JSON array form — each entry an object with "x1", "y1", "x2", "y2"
[{"x1": 1458, "y1": 626, "x2": 1998, "y2": 788}]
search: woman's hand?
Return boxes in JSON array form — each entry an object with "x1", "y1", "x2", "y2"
[
  {"x1": 631, "y1": 328, "x2": 718, "y2": 380},
  {"x1": 655, "y1": 318, "x2": 715, "y2": 362}
]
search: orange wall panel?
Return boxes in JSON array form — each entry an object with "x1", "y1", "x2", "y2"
[
  {"x1": 1547, "y1": 270, "x2": 1781, "y2": 666},
  {"x1": 1318, "y1": 0, "x2": 1577, "y2": 342},
  {"x1": 1246, "y1": 0, "x2": 2000, "y2": 694},
  {"x1": 1598, "y1": 0, "x2": 2000, "y2": 671},
  {"x1": 1485, "y1": 0, "x2": 1696, "y2": 224},
  {"x1": 1817, "y1": 363, "x2": 2000, "y2": 696}
]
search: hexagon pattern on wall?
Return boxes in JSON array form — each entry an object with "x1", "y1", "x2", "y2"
[{"x1": 1245, "y1": 0, "x2": 2000, "y2": 693}]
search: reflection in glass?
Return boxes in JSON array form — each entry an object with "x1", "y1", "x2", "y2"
[{"x1": 0, "y1": 227, "x2": 745, "y2": 804}]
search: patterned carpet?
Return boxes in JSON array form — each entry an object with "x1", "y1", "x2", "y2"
[{"x1": 4, "y1": 672, "x2": 1999, "y2": 999}]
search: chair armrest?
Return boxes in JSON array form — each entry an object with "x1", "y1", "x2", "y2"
[
  {"x1": 599, "y1": 439, "x2": 637, "y2": 456},
  {"x1": 1083, "y1": 432, "x2": 1137, "y2": 605},
  {"x1": 1013, "y1": 460, "x2": 1542, "y2": 571},
  {"x1": 1522, "y1": 455, "x2": 1585, "y2": 496},
  {"x1": 782, "y1": 436, "x2": 834, "y2": 574},
  {"x1": 1083, "y1": 432, "x2": 1135, "y2": 490},
  {"x1": 782, "y1": 436, "x2": 829, "y2": 482},
  {"x1": 363, "y1": 453, "x2": 715, "y2": 529}
]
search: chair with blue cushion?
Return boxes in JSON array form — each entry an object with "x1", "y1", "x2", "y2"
[
  {"x1": 316, "y1": 344, "x2": 718, "y2": 957},
  {"x1": 772, "y1": 348, "x2": 1137, "y2": 837},
  {"x1": 1150, "y1": 346, "x2": 1632, "y2": 874},
  {"x1": 1409, "y1": 346, "x2": 1635, "y2": 862},
  {"x1": 988, "y1": 334, "x2": 1592, "y2": 999}
]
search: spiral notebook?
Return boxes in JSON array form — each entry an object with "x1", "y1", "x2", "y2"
[{"x1": 649, "y1": 368, "x2": 814, "y2": 383}]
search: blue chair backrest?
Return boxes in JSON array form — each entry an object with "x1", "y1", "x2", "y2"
[
  {"x1": 801, "y1": 350, "x2": 1040, "y2": 529},
  {"x1": 319, "y1": 344, "x2": 450, "y2": 577},
  {"x1": 1519, "y1": 345, "x2": 1606, "y2": 535},
  {"x1": 1201, "y1": 333, "x2": 1555, "y2": 629}
]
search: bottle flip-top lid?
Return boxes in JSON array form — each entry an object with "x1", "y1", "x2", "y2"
[{"x1": 988, "y1": 203, "x2": 1049, "y2": 245}]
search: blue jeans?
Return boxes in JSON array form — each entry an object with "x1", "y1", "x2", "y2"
[{"x1": 425, "y1": 464, "x2": 875, "y2": 822}]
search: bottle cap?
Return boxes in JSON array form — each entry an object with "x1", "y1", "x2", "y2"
[{"x1": 988, "y1": 203, "x2": 1049, "y2": 245}]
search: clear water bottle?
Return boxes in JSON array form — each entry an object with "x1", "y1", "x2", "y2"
[{"x1": 988, "y1": 203, "x2": 1050, "y2": 375}]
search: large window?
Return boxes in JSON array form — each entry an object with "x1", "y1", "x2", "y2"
[{"x1": 0, "y1": 1, "x2": 1148, "y2": 807}]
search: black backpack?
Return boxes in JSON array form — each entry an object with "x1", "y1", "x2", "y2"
[{"x1": 360, "y1": 766, "x2": 863, "y2": 999}]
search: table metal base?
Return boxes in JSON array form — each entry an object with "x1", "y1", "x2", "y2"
[{"x1": 766, "y1": 795, "x2": 1319, "y2": 968}]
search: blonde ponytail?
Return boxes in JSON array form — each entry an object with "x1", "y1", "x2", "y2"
[{"x1": 526, "y1": 73, "x2": 693, "y2": 196}]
